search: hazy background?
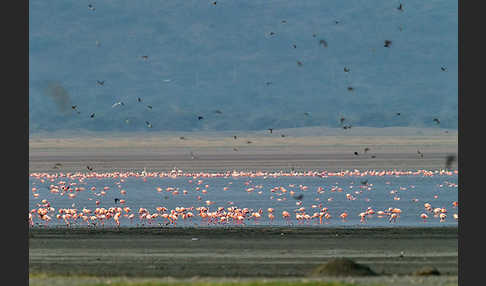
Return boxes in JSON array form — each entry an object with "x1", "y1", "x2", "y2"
[{"x1": 29, "y1": 0, "x2": 457, "y2": 134}]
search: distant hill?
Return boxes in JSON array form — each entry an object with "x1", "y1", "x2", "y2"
[{"x1": 29, "y1": 0, "x2": 457, "y2": 134}]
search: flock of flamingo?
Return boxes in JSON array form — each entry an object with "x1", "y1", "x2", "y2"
[{"x1": 29, "y1": 169, "x2": 458, "y2": 228}]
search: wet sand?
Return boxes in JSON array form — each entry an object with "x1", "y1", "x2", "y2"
[
  {"x1": 29, "y1": 227, "x2": 457, "y2": 280},
  {"x1": 29, "y1": 128, "x2": 457, "y2": 173}
]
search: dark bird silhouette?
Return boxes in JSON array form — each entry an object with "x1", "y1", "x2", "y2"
[
  {"x1": 96, "y1": 80, "x2": 104, "y2": 86},
  {"x1": 293, "y1": 194, "x2": 304, "y2": 200},
  {"x1": 343, "y1": 124, "x2": 352, "y2": 130},
  {"x1": 292, "y1": 44, "x2": 297, "y2": 49},
  {"x1": 213, "y1": 110, "x2": 223, "y2": 114},
  {"x1": 247, "y1": 141, "x2": 253, "y2": 144},
  {"x1": 396, "y1": 112, "x2": 401, "y2": 116},
  {"x1": 198, "y1": 116, "x2": 204, "y2": 120},
  {"x1": 86, "y1": 166, "x2": 93, "y2": 171},
  {"x1": 354, "y1": 152, "x2": 359, "y2": 156},
  {"x1": 114, "y1": 198, "x2": 120, "y2": 204},
  {"x1": 344, "y1": 67, "x2": 350, "y2": 73},
  {"x1": 312, "y1": 33, "x2": 317, "y2": 38},
  {"x1": 347, "y1": 86, "x2": 354, "y2": 91},
  {"x1": 72, "y1": 105, "x2": 77, "y2": 110},
  {"x1": 212, "y1": 1, "x2": 217, "y2": 5},
  {"x1": 335, "y1": 20, "x2": 340, "y2": 24},
  {"x1": 445, "y1": 155, "x2": 456, "y2": 169},
  {"x1": 361, "y1": 180, "x2": 368, "y2": 185},
  {"x1": 417, "y1": 149, "x2": 424, "y2": 158},
  {"x1": 269, "y1": 32, "x2": 275, "y2": 36},
  {"x1": 397, "y1": 3, "x2": 403, "y2": 11},
  {"x1": 233, "y1": 136, "x2": 237, "y2": 140},
  {"x1": 384, "y1": 40, "x2": 392, "y2": 47},
  {"x1": 268, "y1": 128, "x2": 273, "y2": 134},
  {"x1": 90, "y1": 113, "x2": 95, "y2": 118},
  {"x1": 145, "y1": 121, "x2": 152, "y2": 128},
  {"x1": 433, "y1": 118, "x2": 441, "y2": 124},
  {"x1": 281, "y1": 20, "x2": 287, "y2": 24},
  {"x1": 319, "y1": 39, "x2": 328, "y2": 47},
  {"x1": 304, "y1": 112, "x2": 310, "y2": 116},
  {"x1": 88, "y1": 4, "x2": 95, "y2": 11},
  {"x1": 137, "y1": 97, "x2": 142, "y2": 102},
  {"x1": 371, "y1": 155, "x2": 376, "y2": 159},
  {"x1": 297, "y1": 61, "x2": 303, "y2": 67},
  {"x1": 266, "y1": 81, "x2": 273, "y2": 86},
  {"x1": 441, "y1": 67, "x2": 448, "y2": 71},
  {"x1": 146, "y1": 105, "x2": 152, "y2": 110},
  {"x1": 281, "y1": 134, "x2": 286, "y2": 138}
]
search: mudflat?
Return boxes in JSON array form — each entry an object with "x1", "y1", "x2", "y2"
[
  {"x1": 29, "y1": 127, "x2": 458, "y2": 173},
  {"x1": 29, "y1": 226, "x2": 458, "y2": 278}
]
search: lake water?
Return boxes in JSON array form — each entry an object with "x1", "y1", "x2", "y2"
[{"x1": 29, "y1": 170, "x2": 458, "y2": 227}]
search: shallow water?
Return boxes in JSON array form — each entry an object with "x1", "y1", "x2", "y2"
[{"x1": 29, "y1": 170, "x2": 458, "y2": 227}]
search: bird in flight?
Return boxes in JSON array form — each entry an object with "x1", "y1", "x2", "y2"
[
  {"x1": 347, "y1": 86, "x2": 354, "y2": 92},
  {"x1": 297, "y1": 61, "x2": 303, "y2": 67},
  {"x1": 96, "y1": 80, "x2": 104, "y2": 86},
  {"x1": 343, "y1": 124, "x2": 352, "y2": 130},
  {"x1": 114, "y1": 198, "x2": 120, "y2": 204},
  {"x1": 319, "y1": 39, "x2": 328, "y2": 47},
  {"x1": 293, "y1": 194, "x2": 304, "y2": 200},
  {"x1": 88, "y1": 4, "x2": 95, "y2": 11},
  {"x1": 445, "y1": 155, "x2": 456, "y2": 169},
  {"x1": 292, "y1": 44, "x2": 297, "y2": 49},
  {"x1": 441, "y1": 67, "x2": 448, "y2": 71},
  {"x1": 198, "y1": 116, "x2": 204, "y2": 120},
  {"x1": 90, "y1": 113, "x2": 95, "y2": 118},
  {"x1": 417, "y1": 149, "x2": 424, "y2": 158},
  {"x1": 268, "y1": 128, "x2": 273, "y2": 134},
  {"x1": 354, "y1": 152, "x2": 359, "y2": 156},
  {"x1": 433, "y1": 118, "x2": 441, "y2": 125},
  {"x1": 213, "y1": 110, "x2": 223, "y2": 114},
  {"x1": 281, "y1": 20, "x2": 287, "y2": 24},
  {"x1": 137, "y1": 97, "x2": 142, "y2": 102},
  {"x1": 146, "y1": 105, "x2": 153, "y2": 110},
  {"x1": 384, "y1": 40, "x2": 392, "y2": 47},
  {"x1": 86, "y1": 166, "x2": 93, "y2": 171},
  {"x1": 281, "y1": 134, "x2": 286, "y2": 138},
  {"x1": 397, "y1": 3, "x2": 403, "y2": 11},
  {"x1": 233, "y1": 136, "x2": 237, "y2": 140},
  {"x1": 112, "y1": 102, "x2": 124, "y2": 108},
  {"x1": 145, "y1": 121, "x2": 152, "y2": 128},
  {"x1": 396, "y1": 112, "x2": 401, "y2": 116},
  {"x1": 344, "y1": 67, "x2": 350, "y2": 73}
]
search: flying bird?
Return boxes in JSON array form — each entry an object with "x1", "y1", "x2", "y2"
[
  {"x1": 417, "y1": 149, "x2": 424, "y2": 158},
  {"x1": 354, "y1": 152, "x2": 359, "y2": 156},
  {"x1": 90, "y1": 113, "x2": 95, "y2": 118},
  {"x1": 281, "y1": 134, "x2": 286, "y2": 138},
  {"x1": 146, "y1": 105, "x2": 153, "y2": 110},
  {"x1": 433, "y1": 118, "x2": 441, "y2": 124},
  {"x1": 344, "y1": 67, "x2": 350, "y2": 73},
  {"x1": 145, "y1": 121, "x2": 152, "y2": 128},
  {"x1": 312, "y1": 33, "x2": 317, "y2": 38},
  {"x1": 347, "y1": 86, "x2": 354, "y2": 91},
  {"x1": 361, "y1": 180, "x2": 368, "y2": 185},
  {"x1": 384, "y1": 40, "x2": 392, "y2": 47},
  {"x1": 281, "y1": 20, "x2": 287, "y2": 24},
  {"x1": 293, "y1": 194, "x2": 304, "y2": 200},
  {"x1": 319, "y1": 39, "x2": 328, "y2": 47},
  {"x1": 445, "y1": 155, "x2": 456, "y2": 169},
  {"x1": 114, "y1": 198, "x2": 120, "y2": 204},
  {"x1": 233, "y1": 136, "x2": 237, "y2": 140},
  {"x1": 335, "y1": 20, "x2": 340, "y2": 24},
  {"x1": 88, "y1": 4, "x2": 95, "y2": 11},
  {"x1": 297, "y1": 61, "x2": 303, "y2": 67},
  {"x1": 396, "y1": 112, "x2": 401, "y2": 116},
  {"x1": 441, "y1": 67, "x2": 448, "y2": 71},
  {"x1": 268, "y1": 128, "x2": 273, "y2": 134},
  {"x1": 198, "y1": 116, "x2": 204, "y2": 120},
  {"x1": 212, "y1": 1, "x2": 217, "y2": 5},
  {"x1": 112, "y1": 102, "x2": 124, "y2": 108},
  {"x1": 96, "y1": 80, "x2": 104, "y2": 86},
  {"x1": 86, "y1": 166, "x2": 93, "y2": 171},
  {"x1": 269, "y1": 32, "x2": 275, "y2": 36},
  {"x1": 304, "y1": 112, "x2": 310, "y2": 116},
  {"x1": 292, "y1": 44, "x2": 297, "y2": 49},
  {"x1": 266, "y1": 81, "x2": 273, "y2": 86},
  {"x1": 397, "y1": 3, "x2": 403, "y2": 11},
  {"x1": 137, "y1": 97, "x2": 142, "y2": 102},
  {"x1": 343, "y1": 125, "x2": 352, "y2": 130},
  {"x1": 190, "y1": 152, "x2": 199, "y2": 160},
  {"x1": 213, "y1": 110, "x2": 223, "y2": 114}
]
